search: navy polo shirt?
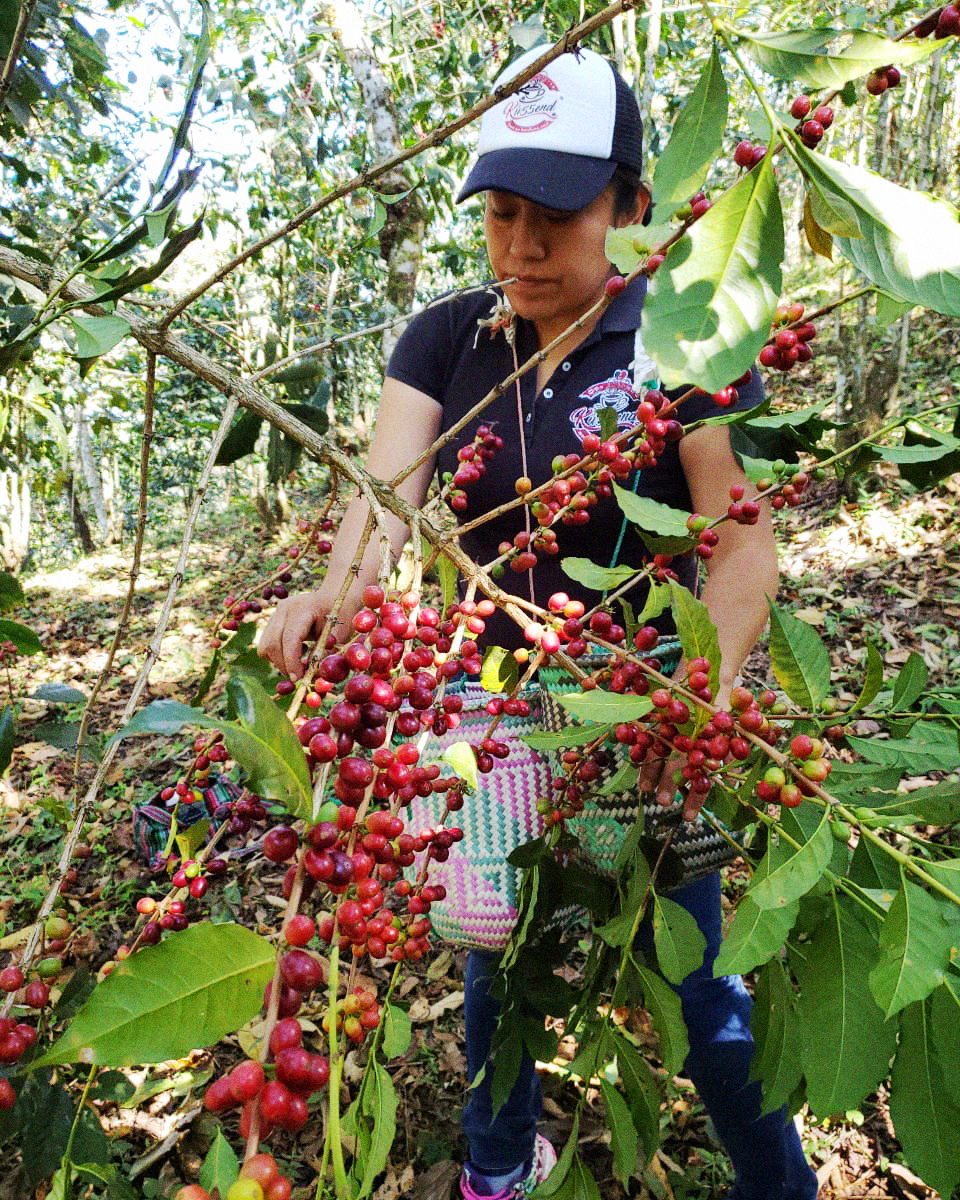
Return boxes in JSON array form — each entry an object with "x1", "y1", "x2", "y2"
[{"x1": 387, "y1": 277, "x2": 763, "y2": 652}]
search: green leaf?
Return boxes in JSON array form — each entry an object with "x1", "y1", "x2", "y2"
[
  {"x1": 637, "y1": 963, "x2": 689, "y2": 1077},
  {"x1": 847, "y1": 723, "x2": 960, "y2": 774},
  {"x1": 530, "y1": 1112, "x2": 579, "y2": 1198},
  {"x1": 750, "y1": 810, "x2": 834, "y2": 910},
  {"x1": 0, "y1": 570, "x2": 24, "y2": 611},
  {"x1": 611, "y1": 1029, "x2": 661, "y2": 1162},
  {"x1": 612, "y1": 484, "x2": 693, "y2": 540},
  {"x1": 0, "y1": 616, "x2": 41, "y2": 655},
  {"x1": 651, "y1": 44, "x2": 729, "y2": 216},
  {"x1": 117, "y1": 698, "x2": 208, "y2": 738},
  {"x1": 561, "y1": 557, "x2": 641, "y2": 592},
  {"x1": 0, "y1": 705, "x2": 14, "y2": 775},
  {"x1": 34, "y1": 922, "x2": 274, "y2": 1068},
  {"x1": 223, "y1": 672, "x2": 313, "y2": 817},
  {"x1": 480, "y1": 646, "x2": 519, "y2": 693},
  {"x1": 605, "y1": 222, "x2": 676, "y2": 272},
  {"x1": 750, "y1": 958, "x2": 803, "y2": 1114},
  {"x1": 643, "y1": 155, "x2": 783, "y2": 393},
  {"x1": 891, "y1": 651, "x2": 928, "y2": 710},
  {"x1": 440, "y1": 741, "x2": 479, "y2": 792},
  {"x1": 742, "y1": 28, "x2": 937, "y2": 89},
  {"x1": 382, "y1": 1003, "x2": 412, "y2": 1057},
  {"x1": 931, "y1": 979, "x2": 960, "y2": 1101},
  {"x1": 869, "y1": 878, "x2": 957, "y2": 1018},
  {"x1": 667, "y1": 579, "x2": 721, "y2": 696},
  {"x1": 214, "y1": 410, "x2": 262, "y2": 465},
  {"x1": 636, "y1": 582, "x2": 671, "y2": 624},
  {"x1": 344, "y1": 1058, "x2": 397, "y2": 1198},
  {"x1": 875, "y1": 292, "x2": 912, "y2": 327},
  {"x1": 652, "y1": 893, "x2": 707, "y2": 984},
  {"x1": 437, "y1": 549, "x2": 459, "y2": 615},
  {"x1": 852, "y1": 641, "x2": 884, "y2": 711},
  {"x1": 199, "y1": 1128, "x2": 239, "y2": 1196},
  {"x1": 889, "y1": 999, "x2": 960, "y2": 1199},
  {"x1": 794, "y1": 895, "x2": 896, "y2": 1116},
  {"x1": 552, "y1": 690, "x2": 652, "y2": 724},
  {"x1": 599, "y1": 760, "x2": 639, "y2": 796},
  {"x1": 32, "y1": 682, "x2": 87, "y2": 704},
  {"x1": 600, "y1": 1080, "x2": 639, "y2": 1183},
  {"x1": 767, "y1": 603, "x2": 831, "y2": 709},
  {"x1": 524, "y1": 723, "x2": 610, "y2": 751},
  {"x1": 67, "y1": 314, "x2": 131, "y2": 360},
  {"x1": 789, "y1": 139, "x2": 960, "y2": 316},
  {"x1": 714, "y1": 893, "x2": 800, "y2": 975}
]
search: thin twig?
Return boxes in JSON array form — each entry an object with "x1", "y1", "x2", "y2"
[{"x1": 0, "y1": 0, "x2": 40, "y2": 115}]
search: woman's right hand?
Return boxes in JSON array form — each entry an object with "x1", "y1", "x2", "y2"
[{"x1": 257, "y1": 590, "x2": 328, "y2": 680}]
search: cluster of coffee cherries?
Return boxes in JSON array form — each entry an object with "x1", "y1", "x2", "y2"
[
  {"x1": 759, "y1": 302, "x2": 818, "y2": 373},
  {"x1": 754, "y1": 463, "x2": 811, "y2": 511},
  {"x1": 494, "y1": 527, "x2": 560, "y2": 575},
  {"x1": 866, "y1": 64, "x2": 902, "y2": 95},
  {"x1": 733, "y1": 139, "x2": 768, "y2": 170},
  {"x1": 175, "y1": 1151, "x2": 292, "y2": 1200},
  {"x1": 789, "y1": 96, "x2": 834, "y2": 149},
  {"x1": 915, "y1": 4, "x2": 960, "y2": 37},
  {"x1": 0, "y1": 639, "x2": 19, "y2": 665},
  {"x1": 0, "y1": 947, "x2": 55, "y2": 1107},
  {"x1": 204, "y1": 1012, "x2": 331, "y2": 1137},
  {"x1": 447, "y1": 424, "x2": 506, "y2": 512},
  {"x1": 756, "y1": 733, "x2": 833, "y2": 808}
]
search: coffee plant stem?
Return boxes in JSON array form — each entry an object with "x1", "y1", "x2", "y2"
[
  {"x1": 71, "y1": 350, "x2": 157, "y2": 790},
  {"x1": 321, "y1": 939, "x2": 350, "y2": 1198},
  {"x1": 58, "y1": 1063, "x2": 98, "y2": 1200},
  {"x1": 834, "y1": 807, "x2": 960, "y2": 909}
]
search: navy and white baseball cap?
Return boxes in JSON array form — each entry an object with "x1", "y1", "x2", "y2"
[{"x1": 457, "y1": 46, "x2": 644, "y2": 212}]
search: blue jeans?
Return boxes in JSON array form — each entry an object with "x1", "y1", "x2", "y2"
[{"x1": 463, "y1": 872, "x2": 818, "y2": 1200}]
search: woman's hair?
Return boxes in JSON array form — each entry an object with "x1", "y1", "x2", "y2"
[{"x1": 611, "y1": 165, "x2": 653, "y2": 225}]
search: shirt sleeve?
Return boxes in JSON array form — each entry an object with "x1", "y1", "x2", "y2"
[{"x1": 385, "y1": 298, "x2": 456, "y2": 404}]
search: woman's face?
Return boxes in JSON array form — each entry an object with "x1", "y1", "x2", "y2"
[{"x1": 483, "y1": 186, "x2": 642, "y2": 342}]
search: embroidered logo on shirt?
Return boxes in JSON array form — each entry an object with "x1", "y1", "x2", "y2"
[
  {"x1": 504, "y1": 75, "x2": 560, "y2": 133},
  {"x1": 569, "y1": 369, "x2": 638, "y2": 440}
]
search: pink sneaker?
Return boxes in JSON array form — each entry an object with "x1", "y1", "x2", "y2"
[{"x1": 459, "y1": 1135, "x2": 558, "y2": 1200}]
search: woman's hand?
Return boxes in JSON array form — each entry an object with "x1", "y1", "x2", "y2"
[{"x1": 258, "y1": 590, "x2": 327, "y2": 680}]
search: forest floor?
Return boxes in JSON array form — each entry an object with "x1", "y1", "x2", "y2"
[{"x1": 2, "y1": 468, "x2": 959, "y2": 1200}]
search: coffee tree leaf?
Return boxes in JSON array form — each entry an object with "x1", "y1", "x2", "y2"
[
  {"x1": 847, "y1": 723, "x2": 960, "y2": 774},
  {"x1": 848, "y1": 836, "x2": 902, "y2": 893},
  {"x1": 643, "y1": 155, "x2": 783, "y2": 393},
  {"x1": 344, "y1": 1057, "x2": 397, "y2": 1199},
  {"x1": 637, "y1": 582, "x2": 671, "y2": 624},
  {"x1": 750, "y1": 810, "x2": 834, "y2": 910},
  {"x1": 0, "y1": 617, "x2": 40, "y2": 655},
  {"x1": 33, "y1": 922, "x2": 275, "y2": 1068},
  {"x1": 651, "y1": 43, "x2": 728, "y2": 216},
  {"x1": 225, "y1": 671, "x2": 313, "y2": 814},
  {"x1": 214, "y1": 410, "x2": 263, "y2": 465},
  {"x1": 440, "y1": 740, "x2": 479, "y2": 792},
  {"x1": 876, "y1": 292, "x2": 912, "y2": 326},
  {"x1": 636, "y1": 964, "x2": 689, "y2": 1077},
  {"x1": 612, "y1": 484, "x2": 693, "y2": 539},
  {"x1": 480, "y1": 645, "x2": 518, "y2": 694},
  {"x1": 552, "y1": 690, "x2": 653, "y2": 723},
  {"x1": 793, "y1": 895, "x2": 896, "y2": 1116},
  {"x1": 807, "y1": 178, "x2": 861, "y2": 238},
  {"x1": 891, "y1": 651, "x2": 928, "y2": 711},
  {"x1": 789, "y1": 140, "x2": 960, "y2": 316},
  {"x1": 750, "y1": 958, "x2": 803, "y2": 1114},
  {"x1": 0, "y1": 705, "x2": 13, "y2": 775},
  {"x1": 199, "y1": 1128, "x2": 239, "y2": 1196},
  {"x1": 931, "y1": 978, "x2": 960, "y2": 1101},
  {"x1": 538, "y1": 1152, "x2": 600, "y2": 1200},
  {"x1": 67, "y1": 314, "x2": 131, "y2": 360},
  {"x1": 652, "y1": 893, "x2": 707, "y2": 984},
  {"x1": 802, "y1": 192, "x2": 833, "y2": 260},
  {"x1": 869, "y1": 878, "x2": 958, "y2": 1018},
  {"x1": 0, "y1": 570, "x2": 23, "y2": 611},
  {"x1": 714, "y1": 893, "x2": 800, "y2": 976},
  {"x1": 599, "y1": 760, "x2": 638, "y2": 795},
  {"x1": 605, "y1": 222, "x2": 676, "y2": 272},
  {"x1": 610, "y1": 1029, "x2": 660, "y2": 1162},
  {"x1": 852, "y1": 641, "x2": 884, "y2": 711},
  {"x1": 31, "y1": 682, "x2": 86, "y2": 704},
  {"x1": 667, "y1": 578, "x2": 721, "y2": 696},
  {"x1": 767, "y1": 602, "x2": 831, "y2": 709},
  {"x1": 436, "y1": 546, "x2": 459, "y2": 615},
  {"x1": 529, "y1": 1112, "x2": 579, "y2": 1198},
  {"x1": 561, "y1": 557, "x2": 640, "y2": 592},
  {"x1": 742, "y1": 28, "x2": 937, "y2": 89},
  {"x1": 382, "y1": 1003, "x2": 412, "y2": 1058},
  {"x1": 524, "y1": 723, "x2": 610, "y2": 751},
  {"x1": 889, "y1": 998, "x2": 960, "y2": 1199},
  {"x1": 600, "y1": 1079, "x2": 639, "y2": 1184}
]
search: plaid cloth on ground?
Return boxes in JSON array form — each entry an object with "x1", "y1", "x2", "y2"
[
  {"x1": 133, "y1": 774, "x2": 242, "y2": 866},
  {"x1": 410, "y1": 641, "x2": 743, "y2": 951}
]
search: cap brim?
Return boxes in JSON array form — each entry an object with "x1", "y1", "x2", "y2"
[{"x1": 456, "y1": 148, "x2": 617, "y2": 211}]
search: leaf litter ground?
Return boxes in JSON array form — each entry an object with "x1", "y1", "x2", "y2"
[{"x1": 1, "y1": 480, "x2": 958, "y2": 1200}]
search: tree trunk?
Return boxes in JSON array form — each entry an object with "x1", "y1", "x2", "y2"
[
  {"x1": 0, "y1": 470, "x2": 31, "y2": 572},
  {"x1": 333, "y1": 0, "x2": 425, "y2": 370},
  {"x1": 74, "y1": 407, "x2": 110, "y2": 543}
]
